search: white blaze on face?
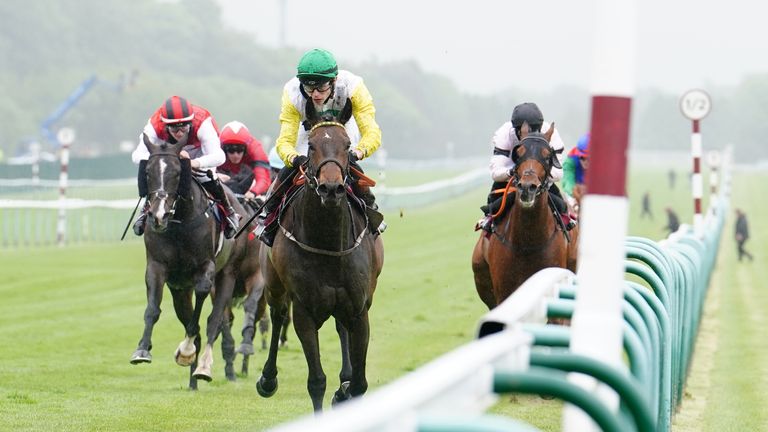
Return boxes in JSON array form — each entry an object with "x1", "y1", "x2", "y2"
[
  {"x1": 323, "y1": 131, "x2": 331, "y2": 140},
  {"x1": 156, "y1": 159, "x2": 168, "y2": 219}
]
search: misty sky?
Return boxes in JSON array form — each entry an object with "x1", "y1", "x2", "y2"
[{"x1": 216, "y1": 0, "x2": 768, "y2": 95}]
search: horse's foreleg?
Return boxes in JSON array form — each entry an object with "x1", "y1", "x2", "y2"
[
  {"x1": 346, "y1": 311, "x2": 370, "y2": 400},
  {"x1": 332, "y1": 319, "x2": 353, "y2": 406},
  {"x1": 131, "y1": 263, "x2": 166, "y2": 364},
  {"x1": 257, "y1": 298, "x2": 289, "y2": 399},
  {"x1": 291, "y1": 303, "x2": 326, "y2": 412}
]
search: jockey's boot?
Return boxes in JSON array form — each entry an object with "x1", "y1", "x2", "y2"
[
  {"x1": 203, "y1": 178, "x2": 241, "y2": 239},
  {"x1": 133, "y1": 201, "x2": 150, "y2": 236},
  {"x1": 353, "y1": 181, "x2": 385, "y2": 234}
]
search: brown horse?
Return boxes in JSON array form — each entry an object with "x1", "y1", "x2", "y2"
[
  {"x1": 472, "y1": 123, "x2": 578, "y2": 309},
  {"x1": 130, "y1": 133, "x2": 263, "y2": 389},
  {"x1": 256, "y1": 108, "x2": 384, "y2": 411}
]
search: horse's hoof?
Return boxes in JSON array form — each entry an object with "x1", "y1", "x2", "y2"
[
  {"x1": 256, "y1": 376, "x2": 278, "y2": 398},
  {"x1": 236, "y1": 342, "x2": 254, "y2": 356},
  {"x1": 130, "y1": 349, "x2": 152, "y2": 364},
  {"x1": 175, "y1": 350, "x2": 196, "y2": 367},
  {"x1": 192, "y1": 366, "x2": 213, "y2": 382},
  {"x1": 225, "y1": 364, "x2": 236, "y2": 382},
  {"x1": 332, "y1": 381, "x2": 351, "y2": 406}
]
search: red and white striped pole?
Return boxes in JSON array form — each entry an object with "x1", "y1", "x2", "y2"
[
  {"x1": 565, "y1": 0, "x2": 636, "y2": 430},
  {"x1": 56, "y1": 128, "x2": 75, "y2": 246},
  {"x1": 680, "y1": 89, "x2": 711, "y2": 234}
]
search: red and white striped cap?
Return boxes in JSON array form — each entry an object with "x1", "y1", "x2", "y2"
[{"x1": 159, "y1": 96, "x2": 194, "y2": 124}]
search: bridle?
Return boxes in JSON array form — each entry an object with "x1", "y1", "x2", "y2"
[
  {"x1": 304, "y1": 121, "x2": 351, "y2": 190},
  {"x1": 146, "y1": 152, "x2": 182, "y2": 219},
  {"x1": 511, "y1": 136, "x2": 555, "y2": 196}
]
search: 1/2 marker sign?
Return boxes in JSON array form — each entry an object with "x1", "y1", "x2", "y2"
[{"x1": 680, "y1": 89, "x2": 711, "y2": 121}]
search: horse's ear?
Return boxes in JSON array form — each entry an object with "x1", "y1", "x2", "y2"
[
  {"x1": 544, "y1": 122, "x2": 555, "y2": 142},
  {"x1": 520, "y1": 122, "x2": 530, "y2": 139},
  {"x1": 143, "y1": 133, "x2": 153, "y2": 148},
  {"x1": 338, "y1": 98, "x2": 353, "y2": 124}
]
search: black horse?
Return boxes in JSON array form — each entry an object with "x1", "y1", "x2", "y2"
[
  {"x1": 129, "y1": 133, "x2": 263, "y2": 389},
  {"x1": 256, "y1": 108, "x2": 385, "y2": 411}
]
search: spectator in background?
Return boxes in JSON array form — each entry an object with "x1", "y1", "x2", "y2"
[
  {"x1": 663, "y1": 207, "x2": 680, "y2": 234},
  {"x1": 217, "y1": 121, "x2": 270, "y2": 202},
  {"x1": 641, "y1": 191, "x2": 653, "y2": 220},
  {"x1": 735, "y1": 208, "x2": 754, "y2": 262},
  {"x1": 668, "y1": 169, "x2": 676, "y2": 189}
]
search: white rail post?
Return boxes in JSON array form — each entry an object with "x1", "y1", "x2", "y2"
[{"x1": 565, "y1": 0, "x2": 636, "y2": 430}]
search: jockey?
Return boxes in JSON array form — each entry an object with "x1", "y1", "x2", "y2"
[
  {"x1": 561, "y1": 132, "x2": 589, "y2": 208},
  {"x1": 217, "y1": 121, "x2": 270, "y2": 200},
  {"x1": 131, "y1": 95, "x2": 241, "y2": 239},
  {"x1": 257, "y1": 48, "x2": 384, "y2": 246},
  {"x1": 477, "y1": 102, "x2": 573, "y2": 232}
]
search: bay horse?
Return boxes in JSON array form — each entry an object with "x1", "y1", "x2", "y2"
[
  {"x1": 471, "y1": 123, "x2": 579, "y2": 309},
  {"x1": 129, "y1": 133, "x2": 264, "y2": 389},
  {"x1": 256, "y1": 107, "x2": 385, "y2": 412}
]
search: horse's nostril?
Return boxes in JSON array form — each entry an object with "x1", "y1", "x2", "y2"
[
  {"x1": 334, "y1": 184, "x2": 345, "y2": 196},
  {"x1": 317, "y1": 184, "x2": 329, "y2": 195}
]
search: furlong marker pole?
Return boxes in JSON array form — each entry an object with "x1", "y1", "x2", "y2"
[
  {"x1": 56, "y1": 141, "x2": 70, "y2": 246},
  {"x1": 564, "y1": 0, "x2": 636, "y2": 430}
]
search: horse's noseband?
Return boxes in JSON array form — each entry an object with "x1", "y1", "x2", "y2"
[{"x1": 306, "y1": 158, "x2": 349, "y2": 190}]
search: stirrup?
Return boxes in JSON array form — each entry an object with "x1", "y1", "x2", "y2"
[
  {"x1": 133, "y1": 213, "x2": 147, "y2": 236},
  {"x1": 224, "y1": 211, "x2": 241, "y2": 239},
  {"x1": 376, "y1": 221, "x2": 387, "y2": 234}
]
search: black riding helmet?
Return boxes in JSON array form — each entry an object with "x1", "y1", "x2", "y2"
[{"x1": 511, "y1": 102, "x2": 544, "y2": 134}]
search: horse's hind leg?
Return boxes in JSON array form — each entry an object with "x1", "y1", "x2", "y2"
[
  {"x1": 220, "y1": 305, "x2": 236, "y2": 381},
  {"x1": 130, "y1": 262, "x2": 166, "y2": 364},
  {"x1": 471, "y1": 236, "x2": 496, "y2": 310},
  {"x1": 332, "y1": 319, "x2": 353, "y2": 406},
  {"x1": 194, "y1": 270, "x2": 236, "y2": 382}
]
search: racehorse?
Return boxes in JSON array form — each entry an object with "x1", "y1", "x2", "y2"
[
  {"x1": 256, "y1": 106, "x2": 385, "y2": 411},
  {"x1": 129, "y1": 133, "x2": 263, "y2": 389},
  {"x1": 472, "y1": 123, "x2": 579, "y2": 309}
]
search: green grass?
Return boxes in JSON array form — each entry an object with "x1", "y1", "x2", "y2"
[
  {"x1": 0, "y1": 166, "x2": 765, "y2": 431},
  {"x1": 0, "y1": 187, "x2": 489, "y2": 431}
]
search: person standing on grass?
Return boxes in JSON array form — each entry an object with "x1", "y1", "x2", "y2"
[
  {"x1": 641, "y1": 191, "x2": 653, "y2": 220},
  {"x1": 735, "y1": 208, "x2": 754, "y2": 262}
]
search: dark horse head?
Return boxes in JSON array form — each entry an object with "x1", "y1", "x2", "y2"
[
  {"x1": 510, "y1": 122, "x2": 560, "y2": 208},
  {"x1": 141, "y1": 133, "x2": 189, "y2": 233},
  {"x1": 304, "y1": 121, "x2": 353, "y2": 207}
]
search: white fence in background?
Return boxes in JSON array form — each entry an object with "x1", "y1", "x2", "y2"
[{"x1": 0, "y1": 165, "x2": 489, "y2": 248}]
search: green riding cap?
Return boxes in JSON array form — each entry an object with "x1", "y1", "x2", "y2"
[{"x1": 296, "y1": 48, "x2": 339, "y2": 85}]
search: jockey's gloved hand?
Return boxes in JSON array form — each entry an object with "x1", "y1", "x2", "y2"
[
  {"x1": 292, "y1": 155, "x2": 309, "y2": 167},
  {"x1": 348, "y1": 150, "x2": 359, "y2": 163},
  {"x1": 507, "y1": 168, "x2": 515, "y2": 179}
]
